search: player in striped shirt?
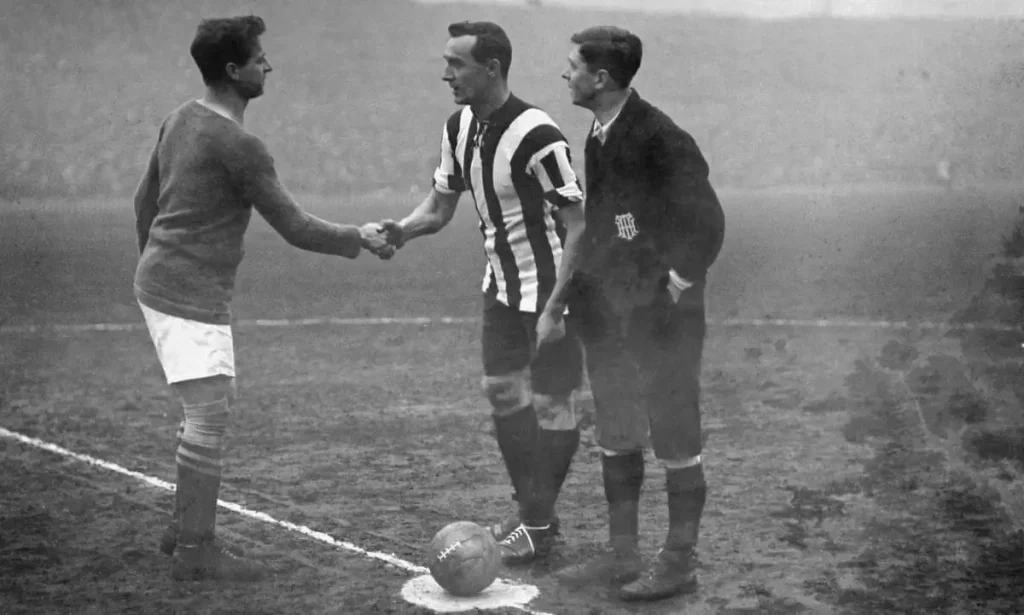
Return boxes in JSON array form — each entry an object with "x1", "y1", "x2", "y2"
[{"x1": 379, "y1": 21, "x2": 586, "y2": 565}]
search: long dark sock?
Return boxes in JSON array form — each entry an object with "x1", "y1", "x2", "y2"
[
  {"x1": 522, "y1": 428, "x2": 580, "y2": 526},
  {"x1": 602, "y1": 452, "x2": 644, "y2": 550},
  {"x1": 493, "y1": 405, "x2": 539, "y2": 511},
  {"x1": 665, "y1": 465, "x2": 706, "y2": 552},
  {"x1": 176, "y1": 463, "x2": 222, "y2": 545}
]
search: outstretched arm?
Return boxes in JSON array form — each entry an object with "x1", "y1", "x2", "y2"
[
  {"x1": 381, "y1": 187, "x2": 460, "y2": 248},
  {"x1": 240, "y1": 137, "x2": 383, "y2": 259},
  {"x1": 380, "y1": 115, "x2": 465, "y2": 249}
]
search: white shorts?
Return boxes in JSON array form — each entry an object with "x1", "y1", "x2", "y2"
[{"x1": 139, "y1": 302, "x2": 236, "y2": 384}]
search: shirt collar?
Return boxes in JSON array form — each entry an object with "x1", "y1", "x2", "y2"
[
  {"x1": 195, "y1": 98, "x2": 239, "y2": 124},
  {"x1": 591, "y1": 88, "x2": 633, "y2": 144},
  {"x1": 473, "y1": 93, "x2": 524, "y2": 129}
]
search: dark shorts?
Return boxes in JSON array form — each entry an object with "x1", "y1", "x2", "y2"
[
  {"x1": 480, "y1": 294, "x2": 584, "y2": 397},
  {"x1": 569, "y1": 277, "x2": 706, "y2": 460}
]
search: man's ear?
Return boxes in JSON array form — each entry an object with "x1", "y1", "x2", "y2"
[
  {"x1": 487, "y1": 58, "x2": 502, "y2": 79},
  {"x1": 594, "y1": 68, "x2": 614, "y2": 91},
  {"x1": 224, "y1": 62, "x2": 241, "y2": 82}
]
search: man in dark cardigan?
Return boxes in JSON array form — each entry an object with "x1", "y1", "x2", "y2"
[{"x1": 555, "y1": 25, "x2": 726, "y2": 602}]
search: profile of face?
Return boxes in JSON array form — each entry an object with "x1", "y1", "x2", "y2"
[
  {"x1": 228, "y1": 39, "x2": 273, "y2": 99},
  {"x1": 561, "y1": 45, "x2": 599, "y2": 108},
  {"x1": 442, "y1": 35, "x2": 495, "y2": 106}
]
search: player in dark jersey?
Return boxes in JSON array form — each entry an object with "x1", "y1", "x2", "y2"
[
  {"x1": 134, "y1": 15, "x2": 392, "y2": 582},
  {"x1": 378, "y1": 21, "x2": 587, "y2": 565}
]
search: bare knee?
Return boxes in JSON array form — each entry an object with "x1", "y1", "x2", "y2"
[
  {"x1": 174, "y1": 377, "x2": 233, "y2": 455},
  {"x1": 659, "y1": 454, "x2": 703, "y2": 470},
  {"x1": 173, "y1": 375, "x2": 236, "y2": 406},
  {"x1": 483, "y1": 370, "x2": 531, "y2": 418},
  {"x1": 600, "y1": 446, "x2": 645, "y2": 457}
]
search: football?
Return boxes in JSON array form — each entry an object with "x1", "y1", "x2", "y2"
[{"x1": 427, "y1": 521, "x2": 501, "y2": 596}]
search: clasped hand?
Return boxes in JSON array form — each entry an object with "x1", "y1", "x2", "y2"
[{"x1": 359, "y1": 219, "x2": 405, "y2": 260}]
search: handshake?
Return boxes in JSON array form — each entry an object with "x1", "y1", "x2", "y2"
[{"x1": 359, "y1": 219, "x2": 406, "y2": 260}]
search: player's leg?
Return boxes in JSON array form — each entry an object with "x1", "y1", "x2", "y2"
[
  {"x1": 527, "y1": 315, "x2": 583, "y2": 524},
  {"x1": 171, "y1": 375, "x2": 262, "y2": 581},
  {"x1": 498, "y1": 312, "x2": 583, "y2": 564},
  {"x1": 159, "y1": 417, "x2": 247, "y2": 560},
  {"x1": 555, "y1": 291, "x2": 645, "y2": 585},
  {"x1": 554, "y1": 333, "x2": 647, "y2": 585},
  {"x1": 158, "y1": 419, "x2": 187, "y2": 555},
  {"x1": 620, "y1": 282, "x2": 707, "y2": 602},
  {"x1": 138, "y1": 302, "x2": 262, "y2": 581},
  {"x1": 480, "y1": 295, "x2": 538, "y2": 537}
]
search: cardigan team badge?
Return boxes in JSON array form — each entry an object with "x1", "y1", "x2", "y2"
[{"x1": 615, "y1": 212, "x2": 639, "y2": 241}]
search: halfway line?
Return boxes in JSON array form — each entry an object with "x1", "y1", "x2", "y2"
[
  {"x1": 0, "y1": 316, "x2": 476, "y2": 334},
  {"x1": 0, "y1": 316, "x2": 1019, "y2": 334},
  {"x1": 0, "y1": 426, "x2": 552, "y2": 615}
]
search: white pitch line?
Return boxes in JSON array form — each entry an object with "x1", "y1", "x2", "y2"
[
  {"x1": 0, "y1": 426, "x2": 552, "y2": 615},
  {"x1": 716, "y1": 317, "x2": 1019, "y2": 331},
  {"x1": 0, "y1": 317, "x2": 477, "y2": 334},
  {"x1": 0, "y1": 316, "x2": 1019, "y2": 334}
]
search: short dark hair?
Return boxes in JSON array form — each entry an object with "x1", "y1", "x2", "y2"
[
  {"x1": 570, "y1": 26, "x2": 642, "y2": 88},
  {"x1": 448, "y1": 21, "x2": 512, "y2": 80},
  {"x1": 190, "y1": 15, "x2": 266, "y2": 85}
]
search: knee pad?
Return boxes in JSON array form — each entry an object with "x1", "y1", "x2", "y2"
[
  {"x1": 180, "y1": 397, "x2": 231, "y2": 451},
  {"x1": 483, "y1": 370, "x2": 531, "y2": 418},
  {"x1": 533, "y1": 393, "x2": 579, "y2": 430}
]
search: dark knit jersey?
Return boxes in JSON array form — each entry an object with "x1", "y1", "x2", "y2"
[
  {"x1": 133, "y1": 100, "x2": 358, "y2": 325},
  {"x1": 579, "y1": 91, "x2": 724, "y2": 305}
]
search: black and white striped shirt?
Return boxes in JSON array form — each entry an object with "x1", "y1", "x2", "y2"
[{"x1": 432, "y1": 95, "x2": 583, "y2": 313}]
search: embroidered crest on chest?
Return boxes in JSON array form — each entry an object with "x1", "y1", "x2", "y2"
[{"x1": 614, "y1": 212, "x2": 639, "y2": 241}]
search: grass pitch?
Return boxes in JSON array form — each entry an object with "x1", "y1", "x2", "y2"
[{"x1": 2, "y1": 187, "x2": 1024, "y2": 613}]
